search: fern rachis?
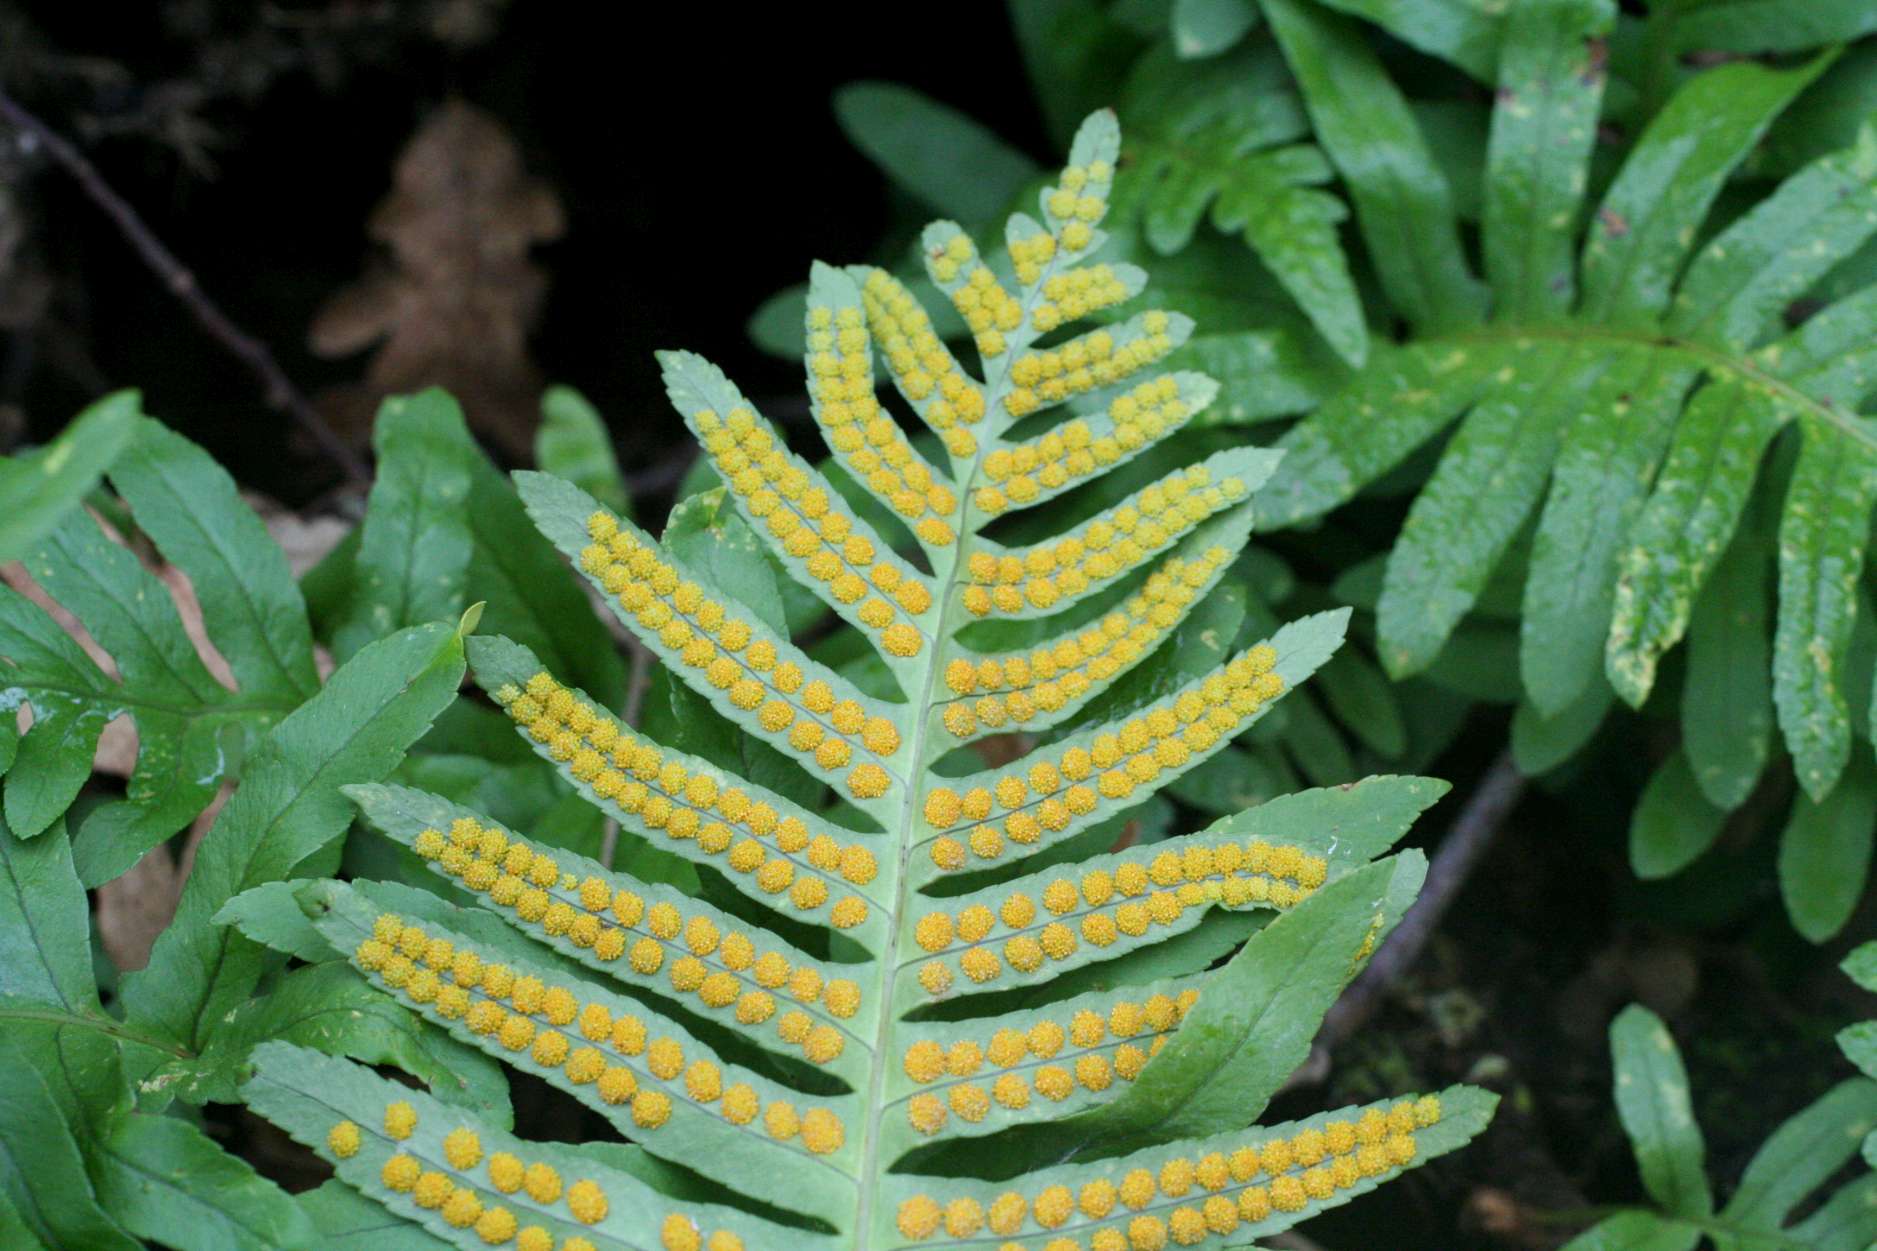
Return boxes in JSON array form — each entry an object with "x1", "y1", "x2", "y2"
[{"x1": 234, "y1": 109, "x2": 1493, "y2": 1250}]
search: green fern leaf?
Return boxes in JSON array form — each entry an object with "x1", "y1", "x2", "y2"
[
  {"x1": 0, "y1": 636, "x2": 479, "y2": 1251},
  {"x1": 0, "y1": 417, "x2": 319, "y2": 866},
  {"x1": 1309, "y1": 0, "x2": 1503, "y2": 82},
  {"x1": 230, "y1": 110, "x2": 1492, "y2": 1250},
  {"x1": 1572, "y1": 1003, "x2": 1877, "y2": 1251},
  {"x1": 1119, "y1": 41, "x2": 1366, "y2": 366},
  {"x1": 1671, "y1": 0, "x2": 1877, "y2": 55},
  {"x1": 1239, "y1": 0, "x2": 1877, "y2": 932},
  {"x1": 1778, "y1": 754, "x2": 1877, "y2": 943},
  {"x1": 1264, "y1": 0, "x2": 1487, "y2": 334},
  {"x1": 0, "y1": 389, "x2": 139, "y2": 566},
  {"x1": 1171, "y1": 0, "x2": 1261, "y2": 58},
  {"x1": 1679, "y1": 524, "x2": 1775, "y2": 810}
]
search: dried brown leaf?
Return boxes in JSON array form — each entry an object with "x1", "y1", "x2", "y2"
[{"x1": 309, "y1": 98, "x2": 563, "y2": 457}]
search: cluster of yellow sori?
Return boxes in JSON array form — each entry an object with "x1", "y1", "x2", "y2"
[
  {"x1": 860, "y1": 268, "x2": 986, "y2": 459},
  {"x1": 933, "y1": 233, "x2": 1026, "y2": 361},
  {"x1": 962, "y1": 467, "x2": 1246, "y2": 616},
  {"x1": 1001, "y1": 316, "x2": 1177, "y2": 422},
  {"x1": 895, "y1": 1097, "x2": 1443, "y2": 1247},
  {"x1": 493, "y1": 671, "x2": 875, "y2": 926},
  {"x1": 354, "y1": 915, "x2": 847, "y2": 1155},
  {"x1": 405, "y1": 815, "x2": 861, "y2": 1061},
  {"x1": 975, "y1": 376, "x2": 1196, "y2": 517},
  {"x1": 806, "y1": 302, "x2": 958, "y2": 545},
  {"x1": 938, "y1": 547, "x2": 1231, "y2": 738},
  {"x1": 689, "y1": 405, "x2": 931, "y2": 658},
  {"x1": 575, "y1": 511, "x2": 901, "y2": 800},
  {"x1": 922, "y1": 647, "x2": 1286, "y2": 871},
  {"x1": 1044, "y1": 157, "x2": 1114, "y2": 257},
  {"x1": 1029, "y1": 262, "x2": 1132, "y2": 335},
  {"x1": 329, "y1": 1101, "x2": 621, "y2": 1250},
  {"x1": 898, "y1": 991, "x2": 1199, "y2": 1136},
  {"x1": 908, "y1": 838, "x2": 1325, "y2": 995}
]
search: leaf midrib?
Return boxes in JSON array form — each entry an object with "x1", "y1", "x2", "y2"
[
  {"x1": 853, "y1": 221, "x2": 1083, "y2": 1247},
  {"x1": 0, "y1": 1004, "x2": 190, "y2": 1059},
  {"x1": 6, "y1": 676, "x2": 296, "y2": 723},
  {"x1": 1441, "y1": 320, "x2": 1877, "y2": 454}
]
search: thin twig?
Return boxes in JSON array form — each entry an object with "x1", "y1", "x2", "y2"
[
  {"x1": 622, "y1": 632, "x2": 653, "y2": 729},
  {"x1": 598, "y1": 818, "x2": 620, "y2": 873},
  {"x1": 0, "y1": 88, "x2": 371, "y2": 485},
  {"x1": 1318, "y1": 749, "x2": 1527, "y2": 1051}
]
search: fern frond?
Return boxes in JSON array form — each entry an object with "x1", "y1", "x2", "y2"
[
  {"x1": 1245, "y1": 0, "x2": 1877, "y2": 937},
  {"x1": 236, "y1": 108, "x2": 1491, "y2": 1249},
  {"x1": 881, "y1": 1084, "x2": 1493, "y2": 1248}
]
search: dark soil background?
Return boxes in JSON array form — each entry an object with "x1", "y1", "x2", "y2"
[{"x1": 4, "y1": 1, "x2": 1046, "y2": 503}]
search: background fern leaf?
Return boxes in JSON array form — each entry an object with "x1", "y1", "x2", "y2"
[
  {"x1": 1231, "y1": 0, "x2": 1877, "y2": 936},
  {"x1": 1, "y1": 416, "x2": 320, "y2": 877}
]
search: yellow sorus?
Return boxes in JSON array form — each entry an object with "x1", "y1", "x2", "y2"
[
  {"x1": 441, "y1": 1126, "x2": 482, "y2": 1169},
  {"x1": 440, "y1": 1190, "x2": 481, "y2": 1228},
  {"x1": 897, "y1": 1194, "x2": 942, "y2": 1240},
  {"x1": 475, "y1": 1208, "x2": 518, "y2": 1244},
  {"x1": 690, "y1": 408, "x2": 930, "y2": 657},
  {"x1": 963, "y1": 467, "x2": 1243, "y2": 616},
  {"x1": 564, "y1": 1179, "x2": 608, "y2": 1224},
  {"x1": 940, "y1": 547, "x2": 1228, "y2": 736},
  {"x1": 380, "y1": 1153, "x2": 421, "y2": 1192},
  {"x1": 383, "y1": 1100, "x2": 417, "y2": 1140},
  {"x1": 489, "y1": 677, "x2": 873, "y2": 924},
  {"x1": 923, "y1": 648, "x2": 1289, "y2": 869},
  {"x1": 326, "y1": 1121, "x2": 361, "y2": 1159}
]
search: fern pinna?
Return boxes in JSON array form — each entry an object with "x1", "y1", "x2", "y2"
[{"x1": 238, "y1": 112, "x2": 1494, "y2": 1251}]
